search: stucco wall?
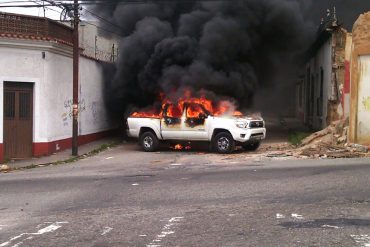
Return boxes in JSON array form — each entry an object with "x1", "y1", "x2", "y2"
[
  {"x1": 350, "y1": 11, "x2": 370, "y2": 145},
  {"x1": 79, "y1": 22, "x2": 120, "y2": 62},
  {"x1": 0, "y1": 40, "x2": 114, "y2": 145},
  {"x1": 305, "y1": 38, "x2": 332, "y2": 130}
]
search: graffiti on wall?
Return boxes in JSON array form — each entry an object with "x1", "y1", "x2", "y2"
[
  {"x1": 362, "y1": 96, "x2": 370, "y2": 111},
  {"x1": 61, "y1": 99, "x2": 86, "y2": 126},
  {"x1": 90, "y1": 101, "x2": 99, "y2": 124}
]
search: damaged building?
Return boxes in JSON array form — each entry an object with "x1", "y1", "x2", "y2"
[
  {"x1": 0, "y1": 12, "x2": 119, "y2": 162},
  {"x1": 296, "y1": 9, "x2": 352, "y2": 131}
]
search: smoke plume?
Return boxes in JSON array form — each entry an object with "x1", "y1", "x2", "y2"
[{"x1": 93, "y1": 0, "x2": 370, "y2": 117}]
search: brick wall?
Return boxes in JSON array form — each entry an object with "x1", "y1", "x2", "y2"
[{"x1": 352, "y1": 12, "x2": 370, "y2": 47}]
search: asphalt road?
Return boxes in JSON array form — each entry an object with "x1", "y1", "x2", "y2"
[{"x1": 1, "y1": 144, "x2": 370, "y2": 247}]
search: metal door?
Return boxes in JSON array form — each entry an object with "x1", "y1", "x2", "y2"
[
  {"x1": 160, "y1": 103, "x2": 184, "y2": 140},
  {"x1": 182, "y1": 103, "x2": 209, "y2": 141},
  {"x1": 357, "y1": 55, "x2": 370, "y2": 144},
  {"x1": 4, "y1": 82, "x2": 33, "y2": 159}
]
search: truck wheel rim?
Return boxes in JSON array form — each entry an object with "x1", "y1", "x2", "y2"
[
  {"x1": 218, "y1": 137, "x2": 230, "y2": 151},
  {"x1": 143, "y1": 136, "x2": 153, "y2": 148}
]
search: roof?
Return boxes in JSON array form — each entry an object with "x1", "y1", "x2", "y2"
[{"x1": 0, "y1": 11, "x2": 73, "y2": 45}]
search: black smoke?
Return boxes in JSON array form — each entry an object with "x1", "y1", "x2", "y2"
[{"x1": 93, "y1": 0, "x2": 370, "y2": 118}]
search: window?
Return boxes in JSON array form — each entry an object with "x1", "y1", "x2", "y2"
[
  {"x1": 186, "y1": 104, "x2": 204, "y2": 118},
  {"x1": 166, "y1": 104, "x2": 183, "y2": 118},
  {"x1": 19, "y1": 92, "x2": 31, "y2": 119},
  {"x1": 4, "y1": 92, "x2": 15, "y2": 119}
]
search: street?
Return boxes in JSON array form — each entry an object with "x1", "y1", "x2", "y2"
[{"x1": 1, "y1": 144, "x2": 370, "y2": 247}]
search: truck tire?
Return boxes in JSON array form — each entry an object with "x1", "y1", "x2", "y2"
[
  {"x1": 213, "y1": 132, "x2": 235, "y2": 154},
  {"x1": 140, "y1": 132, "x2": 159, "y2": 152},
  {"x1": 242, "y1": 141, "x2": 261, "y2": 151}
]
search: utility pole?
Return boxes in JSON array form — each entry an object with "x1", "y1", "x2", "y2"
[
  {"x1": 42, "y1": 1, "x2": 46, "y2": 17},
  {"x1": 72, "y1": 0, "x2": 79, "y2": 156}
]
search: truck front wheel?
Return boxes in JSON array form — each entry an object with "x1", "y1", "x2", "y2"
[
  {"x1": 213, "y1": 132, "x2": 235, "y2": 154},
  {"x1": 139, "y1": 132, "x2": 159, "y2": 152}
]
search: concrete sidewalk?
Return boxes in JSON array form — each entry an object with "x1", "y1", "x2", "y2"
[{"x1": 4, "y1": 137, "x2": 121, "y2": 170}]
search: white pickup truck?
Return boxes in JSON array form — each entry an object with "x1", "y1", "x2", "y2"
[{"x1": 127, "y1": 102, "x2": 266, "y2": 153}]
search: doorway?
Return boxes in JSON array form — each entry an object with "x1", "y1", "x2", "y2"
[{"x1": 3, "y1": 82, "x2": 34, "y2": 159}]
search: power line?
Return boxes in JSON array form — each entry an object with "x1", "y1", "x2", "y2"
[
  {"x1": 81, "y1": 19, "x2": 124, "y2": 37},
  {"x1": 0, "y1": 0, "x2": 240, "y2": 8},
  {"x1": 81, "y1": 7, "x2": 124, "y2": 31}
]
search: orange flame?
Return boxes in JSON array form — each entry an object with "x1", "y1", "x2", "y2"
[
  {"x1": 174, "y1": 144, "x2": 183, "y2": 150},
  {"x1": 130, "y1": 90, "x2": 242, "y2": 118},
  {"x1": 172, "y1": 143, "x2": 191, "y2": 150}
]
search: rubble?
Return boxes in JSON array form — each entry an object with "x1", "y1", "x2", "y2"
[
  {"x1": 0, "y1": 165, "x2": 10, "y2": 172},
  {"x1": 294, "y1": 119, "x2": 369, "y2": 159}
]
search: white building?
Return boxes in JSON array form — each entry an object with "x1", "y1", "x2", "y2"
[{"x1": 0, "y1": 12, "x2": 117, "y2": 161}]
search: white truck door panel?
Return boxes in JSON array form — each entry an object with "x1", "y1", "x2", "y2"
[
  {"x1": 182, "y1": 104, "x2": 209, "y2": 140},
  {"x1": 161, "y1": 104, "x2": 184, "y2": 140}
]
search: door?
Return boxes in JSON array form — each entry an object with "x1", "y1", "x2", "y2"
[
  {"x1": 182, "y1": 103, "x2": 209, "y2": 141},
  {"x1": 160, "y1": 103, "x2": 184, "y2": 140},
  {"x1": 356, "y1": 55, "x2": 370, "y2": 144},
  {"x1": 4, "y1": 82, "x2": 33, "y2": 159}
]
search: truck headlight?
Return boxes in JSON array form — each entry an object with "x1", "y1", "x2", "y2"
[{"x1": 236, "y1": 122, "x2": 248, "y2": 128}]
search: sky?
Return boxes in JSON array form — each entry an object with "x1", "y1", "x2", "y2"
[
  {"x1": 1, "y1": 0, "x2": 63, "y2": 19},
  {"x1": 2, "y1": 0, "x2": 370, "y2": 28}
]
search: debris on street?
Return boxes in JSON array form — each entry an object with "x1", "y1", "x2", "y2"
[
  {"x1": 0, "y1": 164, "x2": 10, "y2": 172},
  {"x1": 293, "y1": 120, "x2": 369, "y2": 159}
]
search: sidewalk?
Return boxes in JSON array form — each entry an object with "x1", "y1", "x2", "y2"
[{"x1": 4, "y1": 137, "x2": 121, "y2": 170}]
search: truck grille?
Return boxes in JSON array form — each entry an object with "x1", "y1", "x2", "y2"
[{"x1": 249, "y1": 121, "x2": 264, "y2": 128}]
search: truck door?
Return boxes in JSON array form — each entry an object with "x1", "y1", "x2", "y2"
[
  {"x1": 182, "y1": 103, "x2": 209, "y2": 140},
  {"x1": 161, "y1": 103, "x2": 184, "y2": 140}
]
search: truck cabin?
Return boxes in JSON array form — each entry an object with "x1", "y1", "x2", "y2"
[{"x1": 162, "y1": 103, "x2": 211, "y2": 128}]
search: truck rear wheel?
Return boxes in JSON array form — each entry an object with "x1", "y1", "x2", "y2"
[
  {"x1": 213, "y1": 132, "x2": 235, "y2": 154},
  {"x1": 140, "y1": 132, "x2": 159, "y2": 152}
]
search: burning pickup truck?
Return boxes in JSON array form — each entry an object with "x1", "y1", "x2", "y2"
[{"x1": 127, "y1": 98, "x2": 266, "y2": 154}]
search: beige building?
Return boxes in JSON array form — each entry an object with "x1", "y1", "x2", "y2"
[{"x1": 349, "y1": 11, "x2": 370, "y2": 145}]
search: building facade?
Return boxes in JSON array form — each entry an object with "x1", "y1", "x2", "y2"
[
  {"x1": 0, "y1": 12, "x2": 117, "y2": 161},
  {"x1": 296, "y1": 11, "x2": 352, "y2": 130},
  {"x1": 349, "y1": 11, "x2": 370, "y2": 145}
]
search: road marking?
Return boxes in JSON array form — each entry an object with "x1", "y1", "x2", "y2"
[
  {"x1": 170, "y1": 163, "x2": 182, "y2": 166},
  {"x1": 321, "y1": 225, "x2": 340, "y2": 229},
  {"x1": 139, "y1": 235, "x2": 147, "y2": 237},
  {"x1": 276, "y1": 213, "x2": 285, "y2": 219},
  {"x1": 101, "y1": 227, "x2": 113, "y2": 236},
  {"x1": 291, "y1": 213, "x2": 304, "y2": 220},
  {"x1": 105, "y1": 157, "x2": 114, "y2": 160},
  {"x1": 147, "y1": 217, "x2": 184, "y2": 247},
  {"x1": 351, "y1": 234, "x2": 370, "y2": 247},
  {"x1": 132, "y1": 183, "x2": 139, "y2": 186},
  {"x1": 0, "y1": 222, "x2": 68, "y2": 247}
]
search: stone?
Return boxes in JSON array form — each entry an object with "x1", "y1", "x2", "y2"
[
  {"x1": 338, "y1": 136, "x2": 347, "y2": 143},
  {"x1": 0, "y1": 165, "x2": 10, "y2": 172},
  {"x1": 350, "y1": 144, "x2": 369, "y2": 153}
]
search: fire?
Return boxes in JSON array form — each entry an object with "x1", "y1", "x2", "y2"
[
  {"x1": 174, "y1": 144, "x2": 183, "y2": 150},
  {"x1": 130, "y1": 90, "x2": 242, "y2": 118},
  {"x1": 172, "y1": 143, "x2": 191, "y2": 150},
  {"x1": 131, "y1": 111, "x2": 161, "y2": 118}
]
